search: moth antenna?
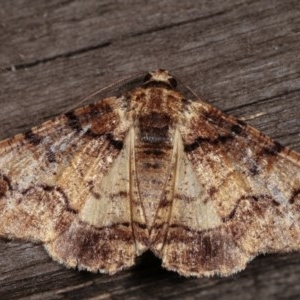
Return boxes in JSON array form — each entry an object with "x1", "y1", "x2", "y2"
[
  {"x1": 175, "y1": 76, "x2": 204, "y2": 101},
  {"x1": 64, "y1": 71, "x2": 144, "y2": 113}
]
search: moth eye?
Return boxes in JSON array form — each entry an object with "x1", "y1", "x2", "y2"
[
  {"x1": 169, "y1": 77, "x2": 177, "y2": 88},
  {"x1": 143, "y1": 73, "x2": 152, "y2": 83}
]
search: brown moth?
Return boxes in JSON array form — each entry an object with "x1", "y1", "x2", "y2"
[{"x1": 0, "y1": 69, "x2": 300, "y2": 277}]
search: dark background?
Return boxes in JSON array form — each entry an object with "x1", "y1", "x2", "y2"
[{"x1": 0, "y1": 1, "x2": 300, "y2": 299}]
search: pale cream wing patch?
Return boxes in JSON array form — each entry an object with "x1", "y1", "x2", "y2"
[
  {"x1": 0, "y1": 97, "x2": 144, "y2": 273},
  {"x1": 160, "y1": 100, "x2": 300, "y2": 277},
  {"x1": 45, "y1": 128, "x2": 148, "y2": 273},
  {"x1": 79, "y1": 130, "x2": 133, "y2": 228},
  {"x1": 151, "y1": 129, "x2": 248, "y2": 276},
  {"x1": 167, "y1": 129, "x2": 222, "y2": 232},
  {"x1": 149, "y1": 129, "x2": 222, "y2": 252}
]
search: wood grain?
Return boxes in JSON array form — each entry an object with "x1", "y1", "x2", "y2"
[{"x1": 0, "y1": 0, "x2": 300, "y2": 299}]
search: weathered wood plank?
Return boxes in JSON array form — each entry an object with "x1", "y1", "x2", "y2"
[{"x1": 0, "y1": 0, "x2": 300, "y2": 299}]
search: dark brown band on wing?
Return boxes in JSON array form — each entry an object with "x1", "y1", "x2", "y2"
[
  {"x1": 65, "y1": 111, "x2": 82, "y2": 132},
  {"x1": 289, "y1": 188, "x2": 300, "y2": 204},
  {"x1": 0, "y1": 173, "x2": 12, "y2": 198},
  {"x1": 24, "y1": 130, "x2": 42, "y2": 145},
  {"x1": 105, "y1": 133, "x2": 123, "y2": 150},
  {"x1": 20, "y1": 184, "x2": 78, "y2": 214},
  {"x1": 222, "y1": 194, "x2": 281, "y2": 222},
  {"x1": 184, "y1": 122, "x2": 284, "y2": 158},
  {"x1": 261, "y1": 141, "x2": 284, "y2": 156},
  {"x1": 133, "y1": 220, "x2": 147, "y2": 230},
  {"x1": 65, "y1": 110, "x2": 124, "y2": 150},
  {"x1": 77, "y1": 220, "x2": 131, "y2": 232},
  {"x1": 184, "y1": 133, "x2": 235, "y2": 152},
  {"x1": 46, "y1": 219, "x2": 136, "y2": 273},
  {"x1": 46, "y1": 149, "x2": 56, "y2": 163}
]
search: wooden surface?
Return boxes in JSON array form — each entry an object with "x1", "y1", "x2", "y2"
[{"x1": 0, "y1": 0, "x2": 300, "y2": 299}]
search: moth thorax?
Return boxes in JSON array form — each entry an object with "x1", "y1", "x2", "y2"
[{"x1": 138, "y1": 112, "x2": 172, "y2": 145}]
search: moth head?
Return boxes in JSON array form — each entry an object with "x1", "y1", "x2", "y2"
[{"x1": 143, "y1": 69, "x2": 177, "y2": 88}]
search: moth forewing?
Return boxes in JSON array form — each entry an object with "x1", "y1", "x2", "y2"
[{"x1": 0, "y1": 69, "x2": 299, "y2": 277}]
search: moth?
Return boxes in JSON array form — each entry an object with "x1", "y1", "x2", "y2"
[{"x1": 0, "y1": 69, "x2": 299, "y2": 277}]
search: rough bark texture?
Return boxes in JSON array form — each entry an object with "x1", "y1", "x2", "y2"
[{"x1": 0, "y1": 0, "x2": 300, "y2": 299}]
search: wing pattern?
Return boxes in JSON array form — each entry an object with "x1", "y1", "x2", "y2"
[
  {"x1": 0, "y1": 69, "x2": 300, "y2": 277},
  {"x1": 0, "y1": 96, "x2": 144, "y2": 273},
  {"x1": 160, "y1": 99, "x2": 300, "y2": 276}
]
